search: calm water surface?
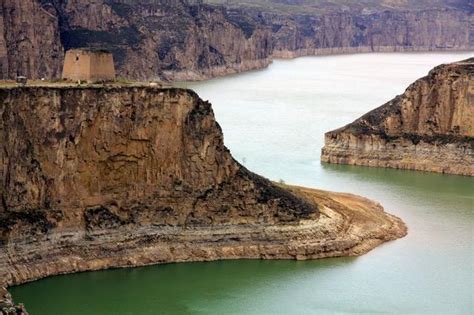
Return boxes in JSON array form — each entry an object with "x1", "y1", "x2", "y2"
[{"x1": 11, "y1": 53, "x2": 474, "y2": 314}]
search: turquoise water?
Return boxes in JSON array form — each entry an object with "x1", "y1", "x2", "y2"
[{"x1": 11, "y1": 52, "x2": 474, "y2": 314}]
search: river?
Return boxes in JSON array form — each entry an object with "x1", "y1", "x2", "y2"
[{"x1": 11, "y1": 52, "x2": 474, "y2": 315}]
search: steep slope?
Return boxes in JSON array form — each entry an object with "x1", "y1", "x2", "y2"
[
  {"x1": 0, "y1": 0, "x2": 273, "y2": 81},
  {"x1": 0, "y1": 85, "x2": 406, "y2": 312},
  {"x1": 322, "y1": 58, "x2": 474, "y2": 176},
  {"x1": 0, "y1": 0, "x2": 472, "y2": 81},
  {"x1": 208, "y1": 0, "x2": 473, "y2": 58},
  {"x1": 268, "y1": 9, "x2": 472, "y2": 58},
  {"x1": 206, "y1": 0, "x2": 473, "y2": 14},
  {"x1": 0, "y1": 0, "x2": 63, "y2": 79}
]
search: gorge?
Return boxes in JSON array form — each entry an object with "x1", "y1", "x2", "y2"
[
  {"x1": 0, "y1": 0, "x2": 472, "y2": 81},
  {"x1": 0, "y1": 84, "x2": 406, "y2": 313},
  {"x1": 6, "y1": 52, "x2": 473, "y2": 315}
]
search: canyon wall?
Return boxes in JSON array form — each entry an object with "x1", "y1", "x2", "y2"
[
  {"x1": 0, "y1": 85, "x2": 405, "y2": 301},
  {"x1": 0, "y1": 0, "x2": 63, "y2": 80},
  {"x1": 321, "y1": 58, "x2": 474, "y2": 176},
  {"x1": 268, "y1": 9, "x2": 473, "y2": 58},
  {"x1": 0, "y1": 0, "x2": 472, "y2": 81}
]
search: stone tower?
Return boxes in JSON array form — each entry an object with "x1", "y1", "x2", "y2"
[{"x1": 62, "y1": 49, "x2": 116, "y2": 82}]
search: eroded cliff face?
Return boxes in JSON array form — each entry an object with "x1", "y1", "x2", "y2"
[
  {"x1": 322, "y1": 58, "x2": 474, "y2": 176},
  {"x1": 0, "y1": 85, "x2": 406, "y2": 298},
  {"x1": 268, "y1": 9, "x2": 473, "y2": 58},
  {"x1": 0, "y1": 0, "x2": 471, "y2": 81},
  {"x1": 0, "y1": 87, "x2": 315, "y2": 232},
  {"x1": 0, "y1": 0, "x2": 273, "y2": 81},
  {"x1": 0, "y1": 0, "x2": 64, "y2": 79},
  {"x1": 58, "y1": 0, "x2": 273, "y2": 80}
]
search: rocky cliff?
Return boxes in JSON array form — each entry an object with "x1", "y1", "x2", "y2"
[
  {"x1": 215, "y1": 1, "x2": 473, "y2": 58},
  {"x1": 0, "y1": 287, "x2": 27, "y2": 315},
  {"x1": 1, "y1": 0, "x2": 273, "y2": 80},
  {"x1": 322, "y1": 58, "x2": 474, "y2": 176},
  {"x1": 0, "y1": 85, "x2": 406, "y2": 311},
  {"x1": 0, "y1": 0, "x2": 472, "y2": 81},
  {"x1": 0, "y1": 0, "x2": 63, "y2": 79},
  {"x1": 267, "y1": 9, "x2": 473, "y2": 58}
]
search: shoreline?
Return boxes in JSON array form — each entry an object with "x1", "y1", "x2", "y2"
[
  {"x1": 1, "y1": 186, "x2": 406, "y2": 305},
  {"x1": 165, "y1": 46, "x2": 473, "y2": 82}
]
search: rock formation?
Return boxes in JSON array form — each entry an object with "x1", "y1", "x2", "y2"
[
  {"x1": 0, "y1": 0, "x2": 472, "y2": 81},
  {"x1": 0, "y1": 287, "x2": 27, "y2": 315},
  {"x1": 267, "y1": 9, "x2": 473, "y2": 58},
  {"x1": 322, "y1": 58, "x2": 474, "y2": 176},
  {"x1": 0, "y1": 85, "x2": 406, "y2": 310},
  {"x1": 0, "y1": 0, "x2": 63, "y2": 80}
]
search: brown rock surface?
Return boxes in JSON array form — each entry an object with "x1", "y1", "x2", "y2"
[
  {"x1": 0, "y1": 287, "x2": 27, "y2": 315},
  {"x1": 0, "y1": 0, "x2": 63, "y2": 80},
  {"x1": 0, "y1": 86, "x2": 406, "y2": 308},
  {"x1": 322, "y1": 58, "x2": 474, "y2": 176},
  {"x1": 0, "y1": 0, "x2": 472, "y2": 81}
]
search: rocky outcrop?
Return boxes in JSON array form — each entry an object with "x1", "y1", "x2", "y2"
[
  {"x1": 322, "y1": 58, "x2": 474, "y2": 176},
  {"x1": 0, "y1": 0, "x2": 64, "y2": 80},
  {"x1": 0, "y1": 85, "x2": 406, "y2": 298},
  {"x1": 0, "y1": 0, "x2": 273, "y2": 80},
  {"x1": 0, "y1": 0, "x2": 472, "y2": 81},
  {"x1": 0, "y1": 287, "x2": 27, "y2": 315}
]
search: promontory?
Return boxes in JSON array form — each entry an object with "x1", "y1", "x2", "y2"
[
  {"x1": 0, "y1": 85, "x2": 406, "y2": 312},
  {"x1": 322, "y1": 58, "x2": 473, "y2": 176}
]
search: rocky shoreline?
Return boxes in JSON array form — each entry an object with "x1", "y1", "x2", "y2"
[
  {"x1": 1, "y1": 186, "x2": 406, "y2": 313},
  {"x1": 177, "y1": 46, "x2": 473, "y2": 82},
  {"x1": 0, "y1": 85, "x2": 407, "y2": 313},
  {"x1": 322, "y1": 58, "x2": 474, "y2": 176},
  {"x1": 1, "y1": 0, "x2": 472, "y2": 81},
  {"x1": 272, "y1": 46, "x2": 473, "y2": 60},
  {"x1": 163, "y1": 57, "x2": 273, "y2": 82}
]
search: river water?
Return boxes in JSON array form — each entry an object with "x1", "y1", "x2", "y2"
[{"x1": 11, "y1": 52, "x2": 474, "y2": 314}]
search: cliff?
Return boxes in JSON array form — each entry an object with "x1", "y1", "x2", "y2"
[
  {"x1": 0, "y1": 0, "x2": 472, "y2": 81},
  {"x1": 0, "y1": 287, "x2": 27, "y2": 315},
  {"x1": 322, "y1": 58, "x2": 474, "y2": 176},
  {"x1": 0, "y1": 0, "x2": 273, "y2": 81},
  {"x1": 267, "y1": 9, "x2": 473, "y2": 58},
  {"x1": 0, "y1": 85, "x2": 406, "y2": 311},
  {"x1": 215, "y1": 1, "x2": 473, "y2": 58},
  {"x1": 0, "y1": 0, "x2": 63, "y2": 79}
]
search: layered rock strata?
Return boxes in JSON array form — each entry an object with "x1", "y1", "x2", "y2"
[
  {"x1": 0, "y1": 85, "x2": 406, "y2": 310},
  {"x1": 0, "y1": 287, "x2": 27, "y2": 315},
  {"x1": 268, "y1": 9, "x2": 473, "y2": 59},
  {"x1": 0, "y1": 0, "x2": 64, "y2": 80},
  {"x1": 0, "y1": 0, "x2": 472, "y2": 81},
  {"x1": 322, "y1": 58, "x2": 474, "y2": 176}
]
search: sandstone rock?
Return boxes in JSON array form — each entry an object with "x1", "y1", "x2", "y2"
[
  {"x1": 0, "y1": 0, "x2": 471, "y2": 81},
  {"x1": 0, "y1": 85, "x2": 406, "y2": 295},
  {"x1": 268, "y1": 9, "x2": 473, "y2": 58},
  {"x1": 0, "y1": 0, "x2": 63, "y2": 80},
  {"x1": 321, "y1": 58, "x2": 474, "y2": 176},
  {"x1": 0, "y1": 287, "x2": 28, "y2": 315}
]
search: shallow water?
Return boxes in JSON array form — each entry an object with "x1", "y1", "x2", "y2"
[{"x1": 11, "y1": 52, "x2": 474, "y2": 315}]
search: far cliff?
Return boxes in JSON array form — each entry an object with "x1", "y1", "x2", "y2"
[
  {"x1": 0, "y1": 0, "x2": 472, "y2": 81},
  {"x1": 322, "y1": 58, "x2": 474, "y2": 176}
]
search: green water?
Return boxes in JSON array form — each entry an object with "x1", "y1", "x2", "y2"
[{"x1": 10, "y1": 53, "x2": 474, "y2": 314}]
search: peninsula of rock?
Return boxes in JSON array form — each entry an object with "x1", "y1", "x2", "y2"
[
  {"x1": 0, "y1": 85, "x2": 406, "y2": 313},
  {"x1": 322, "y1": 58, "x2": 474, "y2": 176}
]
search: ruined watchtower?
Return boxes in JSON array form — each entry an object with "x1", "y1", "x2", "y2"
[{"x1": 62, "y1": 49, "x2": 116, "y2": 82}]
